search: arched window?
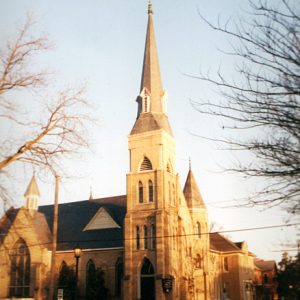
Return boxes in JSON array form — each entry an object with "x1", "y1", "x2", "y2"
[
  {"x1": 58, "y1": 261, "x2": 68, "y2": 287},
  {"x1": 86, "y1": 259, "x2": 96, "y2": 299},
  {"x1": 10, "y1": 239, "x2": 30, "y2": 298},
  {"x1": 263, "y1": 274, "x2": 268, "y2": 284},
  {"x1": 148, "y1": 180, "x2": 154, "y2": 202},
  {"x1": 144, "y1": 225, "x2": 148, "y2": 249},
  {"x1": 59, "y1": 261, "x2": 67, "y2": 273},
  {"x1": 115, "y1": 258, "x2": 123, "y2": 297},
  {"x1": 151, "y1": 225, "x2": 156, "y2": 249},
  {"x1": 195, "y1": 254, "x2": 202, "y2": 268},
  {"x1": 141, "y1": 258, "x2": 155, "y2": 275},
  {"x1": 138, "y1": 181, "x2": 143, "y2": 203},
  {"x1": 140, "y1": 156, "x2": 152, "y2": 171},
  {"x1": 196, "y1": 222, "x2": 201, "y2": 239},
  {"x1": 58, "y1": 261, "x2": 76, "y2": 298},
  {"x1": 136, "y1": 226, "x2": 140, "y2": 250}
]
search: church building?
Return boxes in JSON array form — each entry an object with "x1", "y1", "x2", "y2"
[{"x1": 0, "y1": 2, "x2": 269, "y2": 300}]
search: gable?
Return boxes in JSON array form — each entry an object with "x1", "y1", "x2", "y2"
[
  {"x1": 83, "y1": 207, "x2": 121, "y2": 231},
  {"x1": 0, "y1": 208, "x2": 52, "y2": 251}
]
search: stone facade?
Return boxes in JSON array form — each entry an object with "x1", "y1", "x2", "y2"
[{"x1": 0, "y1": 3, "x2": 274, "y2": 300}]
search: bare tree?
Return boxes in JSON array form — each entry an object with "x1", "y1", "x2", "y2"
[
  {"x1": 0, "y1": 16, "x2": 93, "y2": 209},
  {"x1": 191, "y1": 0, "x2": 300, "y2": 215}
]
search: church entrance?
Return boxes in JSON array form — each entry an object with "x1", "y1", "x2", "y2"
[{"x1": 140, "y1": 258, "x2": 155, "y2": 300}]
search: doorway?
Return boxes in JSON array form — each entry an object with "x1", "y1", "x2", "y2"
[{"x1": 140, "y1": 258, "x2": 155, "y2": 300}]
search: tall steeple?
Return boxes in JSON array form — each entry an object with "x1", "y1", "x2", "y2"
[
  {"x1": 24, "y1": 175, "x2": 40, "y2": 211},
  {"x1": 140, "y1": 0, "x2": 163, "y2": 111},
  {"x1": 131, "y1": 1, "x2": 173, "y2": 136}
]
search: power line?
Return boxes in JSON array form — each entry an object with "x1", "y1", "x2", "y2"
[
  {"x1": 271, "y1": 249, "x2": 298, "y2": 252},
  {"x1": 1, "y1": 222, "x2": 299, "y2": 253}
]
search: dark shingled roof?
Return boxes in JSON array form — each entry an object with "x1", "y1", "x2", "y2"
[
  {"x1": 38, "y1": 195, "x2": 126, "y2": 251},
  {"x1": 210, "y1": 233, "x2": 241, "y2": 252},
  {"x1": 91, "y1": 195, "x2": 126, "y2": 208}
]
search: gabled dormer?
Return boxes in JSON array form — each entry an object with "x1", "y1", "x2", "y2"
[
  {"x1": 137, "y1": 87, "x2": 151, "y2": 115},
  {"x1": 83, "y1": 207, "x2": 121, "y2": 231}
]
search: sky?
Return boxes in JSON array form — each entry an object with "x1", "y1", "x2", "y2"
[{"x1": 0, "y1": 0, "x2": 299, "y2": 262}]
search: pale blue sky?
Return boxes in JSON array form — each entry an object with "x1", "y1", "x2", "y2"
[{"x1": 0, "y1": 0, "x2": 298, "y2": 262}]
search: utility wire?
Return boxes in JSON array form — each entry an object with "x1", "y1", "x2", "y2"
[{"x1": 1, "y1": 222, "x2": 299, "y2": 253}]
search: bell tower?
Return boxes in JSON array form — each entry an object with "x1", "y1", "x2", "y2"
[
  {"x1": 124, "y1": 1, "x2": 181, "y2": 299},
  {"x1": 24, "y1": 175, "x2": 40, "y2": 212}
]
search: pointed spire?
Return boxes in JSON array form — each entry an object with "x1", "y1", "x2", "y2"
[
  {"x1": 131, "y1": 1, "x2": 173, "y2": 136},
  {"x1": 140, "y1": 0, "x2": 164, "y2": 113},
  {"x1": 183, "y1": 165, "x2": 206, "y2": 209},
  {"x1": 24, "y1": 175, "x2": 40, "y2": 211}
]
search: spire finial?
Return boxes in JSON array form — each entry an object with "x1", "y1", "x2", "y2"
[
  {"x1": 148, "y1": 0, "x2": 153, "y2": 14},
  {"x1": 189, "y1": 157, "x2": 192, "y2": 170},
  {"x1": 89, "y1": 185, "x2": 93, "y2": 200}
]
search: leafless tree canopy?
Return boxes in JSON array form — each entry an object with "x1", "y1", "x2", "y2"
[
  {"x1": 192, "y1": 0, "x2": 300, "y2": 214},
  {"x1": 0, "y1": 16, "x2": 93, "y2": 209}
]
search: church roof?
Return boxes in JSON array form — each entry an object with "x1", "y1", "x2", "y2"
[
  {"x1": 183, "y1": 168, "x2": 205, "y2": 209},
  {"x1": 38, "y1": 195, "x2": 126, "y2": 251}
]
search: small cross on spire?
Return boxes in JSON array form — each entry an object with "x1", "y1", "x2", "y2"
[{"x1": 189, "y1": 157, "x2": 192, "y2": 170}]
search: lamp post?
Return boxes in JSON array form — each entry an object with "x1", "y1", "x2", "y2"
[{"x1": 74, "y1": 247, "x2": 81, "y2": 300}]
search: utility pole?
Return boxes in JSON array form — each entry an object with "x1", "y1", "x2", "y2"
[{"x1": 49, "y1": 175, "x2": 60, "y2": 300}]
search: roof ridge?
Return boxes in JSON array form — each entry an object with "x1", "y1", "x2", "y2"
[
  {"x1": 214, "y1": 232, "x2": 241, "y2": 251},
  {"x1": 38, "y1": 194, "x2": 127, "y2": 208}
]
